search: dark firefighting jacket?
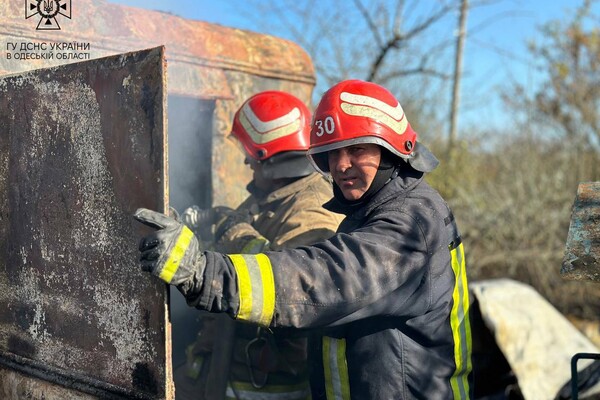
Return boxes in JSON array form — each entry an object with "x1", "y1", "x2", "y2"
[{"x1": 184, "y1": 170, "x2": 473, "y2": 400}]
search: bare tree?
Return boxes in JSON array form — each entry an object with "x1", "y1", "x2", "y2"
[
  {"x1": 448, "y1": 0, "x2": 469, "y2": 159},
  {"x1": 352, "y1": 0, "x2": 455, "y2": 83},
  {"x1": 425, "y1": 0, "x2": 600, "y2": 324},
  {"x1": 241, "y1": 0, "x2": 507, "y2": 146},
  {"x1": 240, "y1": 0, "x2": 469, "y2": 135},
  {"x1": 503, "y1": 0, "x2": 600, "y2": 149}
]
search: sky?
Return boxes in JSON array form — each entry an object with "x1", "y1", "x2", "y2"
[{"x1": 106, "y1": 0, "x2": 598, "y2": 132}]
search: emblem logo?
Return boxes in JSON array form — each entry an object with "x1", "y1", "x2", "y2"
[{"x1": 25, "y1": 0, "x2": 72, "y2": 30}]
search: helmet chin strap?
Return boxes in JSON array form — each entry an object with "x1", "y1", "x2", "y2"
[{"x1": 260, "y1": 151, "x2": 314, "y2": 180}]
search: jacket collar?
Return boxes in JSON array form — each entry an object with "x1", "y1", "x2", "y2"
[{"x1": 324, "y1": 169, "x2": 424, "y2": 218}]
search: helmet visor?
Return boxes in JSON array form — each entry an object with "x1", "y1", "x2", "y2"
[
  {"x1": 308, "y1": 136, "x2": 438, "y2": 174},
  {"x1": 307, "y1": 136, "x2": 411, "y2": 175}
]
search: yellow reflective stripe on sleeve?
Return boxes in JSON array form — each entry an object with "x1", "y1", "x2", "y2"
[
  {"x1": 449, "y1": 242, "x2": 473, "y2": 399},
  {"x1": 159, "y1": 226, "x2": 194, "y2": 283},
  {"x1": 229, "y1": 254, "x2": 253, "y2": 320},
  {"x1": 227, "y1": 253, "x2": 276, "y2": 327},
  {"x1": 323, "y1": 337, "x2": 350, "y2": 400}
]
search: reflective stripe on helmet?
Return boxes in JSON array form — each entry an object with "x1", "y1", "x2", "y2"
[
  {"x1": 227, "y1": 253, "x2": 276, "y2": 327},
  {"x1": 449, "y1": 241, "x2": 473, "y2": 399},
  {"x1": 340, "y1": 91, "x2": 406, "y2": 120},
  {"x1": 340, "y1": 91, "x2": 409, "y2": 136},
  {"x1": 231, "y1": 91, "x2": 311, "y2": 160},
  {"x1": 239, "y1": 104, "x2": 302, "y2": 145},
  {"x1": 323, "y1": 337, "x2": 351, "y2": 400},
  {"x1": 341, "y1": 103, "x2": 408, "y2": 137},
  {"x1": 159, "y1": 225, "x2": 194, "y2": 283}
]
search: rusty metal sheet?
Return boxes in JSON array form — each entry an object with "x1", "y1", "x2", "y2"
[
  {"x1": 0, "y1": 47, "x2": 171, "y2": 399},
  {"x1": 0, "y1": 0, "x2": 316, "y2": 96},
  {"x1": 562, "y1": 182, "x2": 600, "y2": 282},
  {"x1": 0, "y1": 0, "x2": 317, "y2": 213}
]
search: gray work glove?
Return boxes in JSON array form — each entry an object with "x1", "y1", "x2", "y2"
[
  {"x1": 182, "y1": 205, "x2": 240, "y2": 229},
  {"x1": 182, "y1": 205, "x2": 240, "y2": 244},
  {"x1": 181, "y1": 205, "x2": 212, "y2": 229},
  {"x1": 134, "y1": 208, "x2": 206, "y2": 288},
  {"x1": 214, "y1": 207, "x2": 253, "y2": 242}
]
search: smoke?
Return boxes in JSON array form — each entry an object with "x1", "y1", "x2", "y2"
[
  {"x1": 167, "y1": 95, "x2": 215, "y2": 366},
  {"x1": 167, "y1": 95, "x2": 214, "y2": 214}
]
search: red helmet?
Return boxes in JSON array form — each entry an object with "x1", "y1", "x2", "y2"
[
  {"x1": 307, "y1": 80, "x2": 436, "y2": 173},
  {"x1": 230, "y1": 91, "x2": 311, "y2": 161}
]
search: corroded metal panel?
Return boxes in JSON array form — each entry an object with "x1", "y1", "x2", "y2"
[
  {"x1": 0, "y1": 47, "x2": 171, "y2": 398},
  {"x1": 562, "y1": 182, "x2": 600, "y2": 282},
  {"x1": 0, "y1": 0, "x2": 315, "y2": 96},
  {"x1": 0, "y1": 367, "x2": 97, "y2": 399},
  {"x1": 0, "y1": 0, "x2": 317, "y2": 212}
]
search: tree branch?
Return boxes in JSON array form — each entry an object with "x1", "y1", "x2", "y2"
[{"x1": 353, "y1": 0, "x2": 384, "y2": 48}]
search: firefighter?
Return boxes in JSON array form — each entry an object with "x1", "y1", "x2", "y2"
[
  {"x1": 136, "y1": 80, "x2": 473, "y2": 399},
  {"x1": 174, "y1": 91, "x2": 343, "y2": 400}
]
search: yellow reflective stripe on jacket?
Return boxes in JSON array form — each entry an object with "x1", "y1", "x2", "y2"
[
  {"x1": 449, "y1": 242, "x2": 473, "y2": 399},
  {"x1": 322, "y1": 337, "x2": 350, "y2": 400},
  {"x1": 227, "y1": 253, "x2": 276, "y2": 327},
  {"x1": 226, "y1": 381, "x2": 311, "y2": 400},
  {"x1": 159, "y1": 226, "x2": 194, "y2": 283}
]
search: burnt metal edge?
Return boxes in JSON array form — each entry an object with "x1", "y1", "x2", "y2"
[{"x1": 0, "y1": 350, "x2": 160, "y2": 400}]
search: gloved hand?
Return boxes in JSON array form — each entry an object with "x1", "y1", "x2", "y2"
[
  {"x1": 214, "y1": 208, "x2": 254, "y2": 242},
  {"x1": 182, "y1": 205, "x2": 235, "y2": 229},
  {"x1": 181, "y1": 205, "x2": 212, "y2": 229},
  {"x1": 133, "y1": 208, "x2": 206, "y2": 287}
]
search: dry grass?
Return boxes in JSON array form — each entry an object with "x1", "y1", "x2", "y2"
[{"x1": 427, "y1": 135, "x2": 600, "y2": 321}]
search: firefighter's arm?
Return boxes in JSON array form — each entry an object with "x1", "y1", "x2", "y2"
[
  {"x1": 271, "y1": 205, "x2": 340, "y2": 249},
  {"x1": 133, "y1": 208, "x2": 431, "y2": 330},
  {"x1": 263, "y1": 214, "x2": 431, "y2": 329},
  {"x1": 134, "y1": 208, "x2": 269, "y2": 325},
  {"x1": 199, "y1": 213, "x2": 430, "y2": 330},
  {"x1": 214, "y1": 210, "x2": 270, "y2": 254}
]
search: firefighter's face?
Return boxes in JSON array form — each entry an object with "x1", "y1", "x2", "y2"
[
  {"x1": 328, "y1": 144, "x2": 381, "y2": 201},
  {"x1": 245, "y1": 156, "x2": 270, "y2": 190}
]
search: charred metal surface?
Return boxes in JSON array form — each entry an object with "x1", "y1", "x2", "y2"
[
  {"x1": 562, "y1": 182, "x2": 600, "y2": 282},
  {"x1": 0, "y1": 0, "x2": 315, "y2": 96},
  {"x1": 1, "y1": 3, "x2": 317, "y2": 396},
  {"x1": 0, "y1": 0, "x2": 317, "y2": 211},
  {"x1": 0, "y1": 353, "x2": 149, "y2": 399},
  {"x1": 0, "y1": 47, "x2": 171, "y2": 398},
  {"x1": 0, "y1": 366, "x2": 96, "y2": 400}
]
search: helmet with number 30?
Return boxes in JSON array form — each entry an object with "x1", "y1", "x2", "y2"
[{"x1": 307, "y1": 80, "x2": 438, "y2": 173}]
